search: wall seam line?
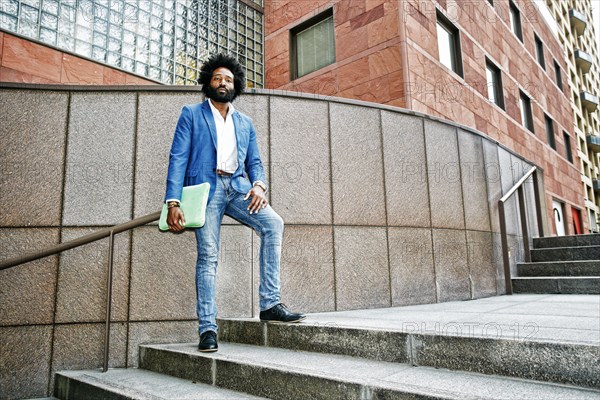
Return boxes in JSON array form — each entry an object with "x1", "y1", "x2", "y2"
[
  {"x1": 378, "y1": 110, "x2": 393, "y2": 307},
  {"x1": 327, "y1": 101, "x2": 337, "y2": 311}
]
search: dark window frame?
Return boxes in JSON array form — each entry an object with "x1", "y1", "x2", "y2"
[
  {"x1": 509, "y1": 1, "x2": 523, "y2": 42},
  {"x1": 564, "y1": 131, "x2": 573, "y2": 162},
  {"x1": 485, "y1": 58, "x2": 505, "y2": 110},
  {"x1": 519, "y1": 90, "x2": 534, "y2": 133},
  {"x1": 436, "y1": 10, "x2": 464, "y2": 78},
  {"x1": 534, "y1": 34, "x2": 545, "y2": 70},
  {"x1": 289, "y1": 8, "x2": 335, "y2": 80},
  {"x1": 545, "y1": 114, "x2": 556, "y2": 150},
  {"x1": 554, "y1": 59, "x2": 563, "y2": 90}
]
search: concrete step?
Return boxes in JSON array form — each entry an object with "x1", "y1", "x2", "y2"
[
  {"x1": 512, "y1": 277, "x2": 600, "y2": 294},
  {"x1": 213, "y1": 317, "x2": 599, "y2": 389},
  {"x1": 530, "y1": 245, "x2": 600, "y2": 261},
  {"x1": 54, "y1": 368, "x2": 267, "y2": 400},
  {"x1": 517, "y1": 260, "x2": 600, "y2": 276},
  {"x1": 533, "y1": 234, "x2": 600, "y2": 248},
  {"x1": 139, "y1": 342, "x2": 600, "y2": 400}
]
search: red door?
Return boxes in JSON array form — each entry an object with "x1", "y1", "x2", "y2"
[{"x1": 572, "y1": 207, "x2": 583, "y2": 234}]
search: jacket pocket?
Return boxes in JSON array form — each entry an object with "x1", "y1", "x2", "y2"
[{"x1": 184, "y1": 170, "x2": 198, "y2": 186}]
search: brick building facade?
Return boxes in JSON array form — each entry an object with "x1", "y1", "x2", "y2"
[
  {"x1": 264, "y1": 0, "x2": 586, "y2": 234},
  {"x1": 0, "y1": 31, "x2": 154, "y2": 85}
]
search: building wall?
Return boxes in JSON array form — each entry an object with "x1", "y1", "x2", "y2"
[
  {"x1": 0, "y1": 31, "x2": 155, "y2": 85},
  {"x1": 0, "y1": 86, "x2": 538, "y2": 399},
  {"x1": 546, "y1": 0, "x2": 600, "y2": 232},
  {"x1": 264, "y1": 0, "x2": 586, "y2": 234}
]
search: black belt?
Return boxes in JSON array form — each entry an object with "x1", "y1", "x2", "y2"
[{"x1": 216, "y1": 169, "x2": 233, "y2": 176}]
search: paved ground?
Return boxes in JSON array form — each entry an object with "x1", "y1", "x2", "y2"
[{"x1": 304, "y1": 294, "x2": 600, "y2": 345}]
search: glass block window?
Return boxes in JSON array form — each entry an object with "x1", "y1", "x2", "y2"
[{"x1": 0, "y1": 0, "x2": 264, "y2": 87}]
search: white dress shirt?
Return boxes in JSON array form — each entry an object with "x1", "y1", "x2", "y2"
[{"x1": 208, "y1": 99, "x2": 238, "y2": 173}]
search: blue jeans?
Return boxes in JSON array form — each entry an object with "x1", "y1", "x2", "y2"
[{"x1": 195, "y1": 175, "x2": 283, "y2": 335}]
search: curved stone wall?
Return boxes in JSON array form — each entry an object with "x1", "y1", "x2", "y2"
[{"x1": 0, "y1": 86, "x2": 544, "y2": 398}]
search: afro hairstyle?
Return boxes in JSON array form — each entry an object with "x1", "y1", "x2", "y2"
[{"x1": 199, "y1": 53, "x2": 246, "y2": 101}]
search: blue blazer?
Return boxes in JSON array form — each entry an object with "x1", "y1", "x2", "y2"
[{"x1": 165, "y1": 100, "x2": 266, "y2": 203}]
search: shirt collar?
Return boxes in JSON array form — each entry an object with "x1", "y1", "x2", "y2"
[{"x1": 207, "y1": 98, "x2": 235, "y2": 119}]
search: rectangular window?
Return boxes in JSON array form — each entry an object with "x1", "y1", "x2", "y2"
[
  {"x1": 534, "y1": 34, "x2": 545, "y2": 69},
  {"x1": 564, "y1": 131, "x2": 573, "y2": 162},
  {"x1": 554, "y1": 60, "x2": 563, "y2": 90},
  {"x1": 291, "y1": 9, "x2": 335, "y2": 79},
  {"x1": 520, "y1": 91, "x2": 534, "y2": 133},
  {"x1": 545, "y1": 114, "x2": 556, "y2": 149},
  {"x1": 485, "y1": 58, "x2": 505, "y2": 109},
  {"x1": 436, "y1": 11, "x2": 463, "y2": 77},
  {"x1": 487, "y1": 0, "x2": 493, "y2": 5},
  {"x1": 509, "y1": 1, "x2": 523, "y2": 42}
]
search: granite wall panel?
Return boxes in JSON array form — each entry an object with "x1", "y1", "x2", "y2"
[
  {"x1": 388, "y1": 227, "x2": 436, "y2": 305},
  {"x1": 0, "y1": 228, "x2": 59, "y2": 326},
  {"x1": 425, "y1": 120, "x2": 465, "y2": 229},
  {"x1": 432, "y1": 229, "x2": 470, "y2": 302},
  {"x1": 129, "y1": 227, "x2": 197, "y2": 321},
  {"x1": 0, "y1": 90, "x2": 67, "y2": 226},
  {"x1": 0, "y1": 325, "x2": 52, "y2": 399},
  {"x1": 381, "y1": 111, "x2": 430, "y2": 227},
  {"x1": 63, "y1": 92, "x2": 136, "y2": 225},
  {"x1": 330, "y1": 103, "x2": 386, "y2": 225},
  {"x1": 55, "y1": 228, "x2": 131, "y2": 323},
  {"x1": 458, "y1": 130, "x2": 491, "y2": 231},
  {"x1": 279, "y1": 226, "x2": 335, "y2": 312},
  {"x1": 466, "y1": 230, "x2": 497, "y2": 298},
  {"x1": 269, "y1": 97, "x2": 331, "y2": 224},
  {"x1": 334, "y1": 226, "x2": 390, "y2": 310},
  {"x1": 483, "y1": 140, "x2": 502, "y2": 233}
]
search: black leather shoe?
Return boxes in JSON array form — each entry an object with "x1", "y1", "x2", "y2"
[
  {"x1": 260, "y1": 303, "x2": 306, "y2": 323},
  {"x1": 198, "y1": 330, "x2": 218, "y2": 352}
]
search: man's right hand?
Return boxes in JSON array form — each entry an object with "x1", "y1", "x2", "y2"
[{"x1": 167, "y1": 207, "x2": 186, "y2": 232}]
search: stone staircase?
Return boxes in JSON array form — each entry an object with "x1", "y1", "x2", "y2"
[
  {"x1": 53, "y1": 298, "x2": 600, "y2": 400},
  {"x1": 512, "y1": 234, "x2": 600, "y2": 294}
]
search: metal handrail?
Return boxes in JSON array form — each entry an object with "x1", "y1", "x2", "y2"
[
  {"x1": 0, "y1": 211, "x2": 162, "y2": 372},
  {"x1": 498, "y1": 166, "x2": 544, "y2": 295}
]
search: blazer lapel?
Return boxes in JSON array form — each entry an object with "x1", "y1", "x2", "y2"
[
  {"x1": 201, "y1": 100, "x2": 218, "y2": 149},
  {"x1": 232, "y1": 112, "x2": 245, "y2": 164}
]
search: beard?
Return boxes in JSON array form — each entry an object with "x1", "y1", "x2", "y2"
[{"x1": 206, "y1": 85, "x2": 235, "y2": 103}]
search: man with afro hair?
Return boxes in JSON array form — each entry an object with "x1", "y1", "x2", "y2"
[{"x1": 164, "y1": 54, "x2": 305, "y2": 353}]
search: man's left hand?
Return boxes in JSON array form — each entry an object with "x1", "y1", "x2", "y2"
[{"x1": 244, "y1": 186, "x2": 268, "y2": 214}]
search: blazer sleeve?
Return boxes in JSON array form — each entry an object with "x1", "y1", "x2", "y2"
[
  {"x1": 244, "y1": 118, "x2": 267, "y2": 188},
  {"x1": 164, "y1": 106, "x2": 192, "y2": 202}
]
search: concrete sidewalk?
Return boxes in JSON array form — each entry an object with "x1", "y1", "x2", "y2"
[{"x1": 305, "y1": 294, "x2": 600, "y2": 345}]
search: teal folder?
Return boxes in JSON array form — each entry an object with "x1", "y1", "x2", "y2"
[{"x1": 159, "y1": 183, "x2": 210, "y2": 231}]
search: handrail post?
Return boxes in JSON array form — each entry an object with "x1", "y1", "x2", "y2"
[
  {"x1": 532, "y1": 170, "x2": 544, "y2": 237},
  {"x1": 103, "y1": 230, "x2": 115, "y2": 373},
  {"x1": 498, "y1": 201, "x2": 513, "y2": 295},
  {"x1": 517, "y1": 187, "x2": 531, "y2": 262}
]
